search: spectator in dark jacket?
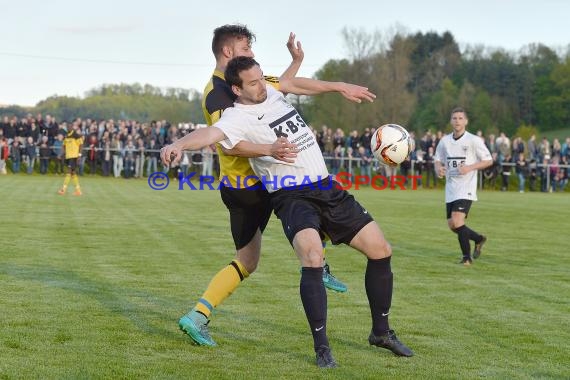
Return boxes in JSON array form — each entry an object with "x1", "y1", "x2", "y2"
[
  {"x1": 501, "y1": 153, "x2": 513, "y2": 191},
  {"x1": 11, "y1": 139, "x2": 22, "y2": 173}
]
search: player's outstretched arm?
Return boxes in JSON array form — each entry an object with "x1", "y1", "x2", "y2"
[
  {"x1": 221, "y1": 137, "x2": 299, "y2": 163},
  {"x1": 279, "y1": 32, "x2": 304, "y2": 80},
  {"x1": 161, "y1": 127, "x2": 225, "y2": 166},
  {"x1": 279, "y1": 77, "x2": 376, "y2": 103}
]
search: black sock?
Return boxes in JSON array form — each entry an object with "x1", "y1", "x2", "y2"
[
  {"x1": 365, "y1": 257, "x2": 393, "y2": 336},
  {"x1": 452, "y1": 225, "x2": 471, "y2": 258},
  {"x1": 300, "y1": 267, "x2": 328, "y2": 350},
  {"x1": 463, "y1": 225, "x2": 483, "y2": 243}
]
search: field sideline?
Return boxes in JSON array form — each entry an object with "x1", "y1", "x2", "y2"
[{"x1": 1, "y1": 176, "x2": 568, "y2": 379}]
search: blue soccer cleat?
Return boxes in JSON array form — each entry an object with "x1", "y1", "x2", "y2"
[
  {"x1": 322, "y1": 263, "x2": 348, "y2": 293},
  {"x1": 178, "y1": 309, "x2": 216, "y2": 346}
]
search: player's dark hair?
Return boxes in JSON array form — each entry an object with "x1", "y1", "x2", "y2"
[
  {"x1": 211, "y1": 24, "x2": 256, "y2": 58},
  {"x1": 225, "y1": 56, "x2": 260, "y2": 88},
  {"x1": 451, "y1": 107, "x2": 467, "y2": 118}
]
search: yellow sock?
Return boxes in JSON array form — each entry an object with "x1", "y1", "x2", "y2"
[
  {"x1": 195, "y1": 260, "x2": 250, "y2": 318},
  {"x1": 62, "y1": 174, "x2": 71, "y2": 190},
  {"x1": 72, "y1": 174, "x2": 80, "y2": 190}
]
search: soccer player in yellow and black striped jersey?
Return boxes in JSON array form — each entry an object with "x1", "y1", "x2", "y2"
[
  {"x1": 177, "y1": 24, "x2": 347, "y2": 347},
  {"x1": 58, "y1": 122, "x2": 84, "y2": 196}
]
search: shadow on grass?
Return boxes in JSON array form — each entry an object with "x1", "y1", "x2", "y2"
[
  {"x1": 1, "y1": 263, "x2": 183, "y2": 340},
  {"x1": 2, "y1": 262, "x2": 390, "y2": 367}
]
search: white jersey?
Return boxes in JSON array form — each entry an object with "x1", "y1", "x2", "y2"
[
  {"x1": 434, "y1": 131, "x2": 492, "y2": 202},
  {"x1": 213, "y1": 85, "x2": 329, "y2": 192}
]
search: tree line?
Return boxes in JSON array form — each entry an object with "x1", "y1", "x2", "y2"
[
  {"x1": 300, "y1": 28, "x2": 569, "y2": 138},
  {"x1": 3, "y1": 28, "x2": 569, "y2": 138},
  {"x1": 2, "y1": 84, "x2": 205, "y2": 127}
]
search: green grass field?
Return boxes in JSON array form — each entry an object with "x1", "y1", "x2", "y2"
[{"x1": 1, "y1": 175, "x2": 568, "y2": 379}]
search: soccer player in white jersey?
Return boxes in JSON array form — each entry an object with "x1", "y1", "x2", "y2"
[
  {"x1": 434, "y1": 107, "x2": 493, "y2": 266},
  {"x1": 161, "y1": 56, "x2": 413, "y2": 368}
]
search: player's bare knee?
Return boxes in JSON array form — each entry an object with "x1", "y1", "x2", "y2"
[
  {"x1": 292, "y1": 228, "x2": 324, "y2": 267},
  {"x1": 236, "y1": 250, "x2": 261, "y2": 274},
  {"x1": 450, "y1": 219, "x2": 464, "y2": 230},
  {"x1": 244, "y1": 260, "x2": 258, "y2": 274},
  {"x1": 358, "y1": 236, "x2": 391, "y2": 260},
  {"x1": 297, "y1": 246, "x2": 324, "y2": 267},
  {"x1": 348, "y1": 222, "x2": 391, "y2": 258},
  {"x1": 384, "y1": 240, "x2": 392, "y2": 257},
  {"x1": 307, "y1": 248, "x2": 325, "y2": 267},
  {"x1": 373, "y1": 239, "x2": 392, "y2": 259}
]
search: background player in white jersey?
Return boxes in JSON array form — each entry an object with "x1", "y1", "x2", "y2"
[
  {"x1": 434, "y1": 107, "x2": 493, "y2": 266},
  {"x1": 161, "y1": 56, "x2": 413, "y2": 368}
]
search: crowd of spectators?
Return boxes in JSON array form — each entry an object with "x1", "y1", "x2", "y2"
[
  {"x1": 311, "y1": 125, "x2": 569, "y2": 192},
  {"x1": 0, "y1": 113, "x2": 215, "y2": 179},
  {"x1": 1, "y1": 113, "x2": 568, "y2": 192},
  {"x1": 473, "y1": 131, "x2": 569, "y2": 193}
]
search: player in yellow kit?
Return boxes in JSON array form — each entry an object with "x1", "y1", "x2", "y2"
[{"x1": 58, "y1": 121, "x2": 84, "y2": 196}]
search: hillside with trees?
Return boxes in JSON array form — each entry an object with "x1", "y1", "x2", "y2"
[{"x1": 300, "y1": 28, "x2": 569, "y2": 137}]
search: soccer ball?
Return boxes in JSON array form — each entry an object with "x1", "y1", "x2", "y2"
[{"x1": 370, "y1": 124, "x2": 414, "y2": 167}]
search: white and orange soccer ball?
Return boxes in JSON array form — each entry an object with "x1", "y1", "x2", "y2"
[{"x1": 370, "y1": 124, "x2": 414, "y2": 167}]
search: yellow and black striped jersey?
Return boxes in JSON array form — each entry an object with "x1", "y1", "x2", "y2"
[
  {"x1": 201, "y1": 69, "x2": 280, "y2": 187},
  {"x1": 63, "y1": 130, "x2": 84, "y2": 159}
]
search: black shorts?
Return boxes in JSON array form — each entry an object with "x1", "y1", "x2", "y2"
[
  {"x1": 65, "y1": 158, "x2": 78, "y2": 170},
  {"x1": 446, "y1": 199, "x2": 473, "y2": 219},
  {"x1": 219, "y1": 182, "x2": 272, "y2": 250},
  {"x1": 270, "y1": 177, "x2": 374, "y2": 245}
]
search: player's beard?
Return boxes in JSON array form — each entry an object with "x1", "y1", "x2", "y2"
[
  {"x1": 241, "y1": 88, "x2": 267, "y2": 105},
  {"x1": 254, "y1": 87, "x2": 267, "y2": 104}
]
